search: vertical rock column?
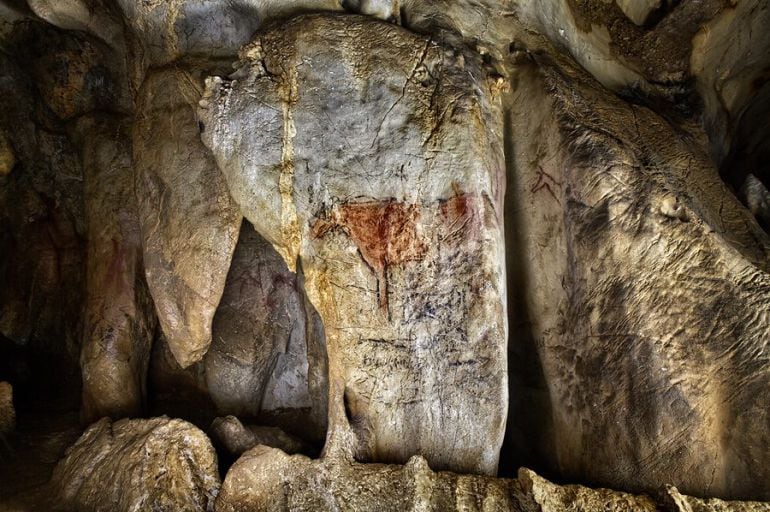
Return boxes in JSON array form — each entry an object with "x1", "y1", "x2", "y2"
[
  {"x1": 200, "y1": 14, "x2": 508, "y2": 474},
  {"x1": 77, "y1": 115, "x2": 156, "y2": 423}
]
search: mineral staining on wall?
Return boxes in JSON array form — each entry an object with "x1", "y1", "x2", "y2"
[
  {"x1": 200, "y1": 14, "x2": 508, "y2": 475},
  {"x1": 2, "y1": 0, "x2": 770, "y2": 509}
]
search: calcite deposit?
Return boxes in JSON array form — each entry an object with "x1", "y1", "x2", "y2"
[
  {"x1": 49, "y1": 417, "x2": 220, "y2": 512},
  {"x1": 1, "y1": 0, "x2": 770, "y2": 510},
  {"x1": 200, "y1": 14, "x2": 508, "y2": 475}
]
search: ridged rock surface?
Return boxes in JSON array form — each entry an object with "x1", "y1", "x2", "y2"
[
  {"x1": 200, "y1": 14, "x2": 508, "y2": 475},
  {"x1": 210, "y1": 415, "x2": 311, "y2": 458},
  {"x1": 134, "y1": 67, "x2": 242, "y2": 369},
  {"x1": 50, "y1": 417, "x2": 220, "y2": 512},
  {"x1": 504, "y1": 49, "x2": 770, "y2": 499},
  {"x1": 2, "y1": 0, "x2": 770, "y2": 509},
  {"x1": 76, "y1": 115, "x2": 156, "y2": 424},
  {"x1": 216, "y1": 446, "x2": 770, "y2": 512}
]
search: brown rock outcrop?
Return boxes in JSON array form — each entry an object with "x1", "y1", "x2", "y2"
[
  {"x1": 0, "y1": 381, "x2": 14, "y2": 434},
  {"x1": 50, "y1": 417, "x2": 220, "y2": 512},
  {"x1": 134, "y1": 67, "x2": 241, "y2": 369},
  {"x1": 216, "y1": 447, "x2": 769, "y2": 512},
  {"x1": 503, "y1": 46, "x2": 770, "y2": 499},
  {"x1": 210, "y1": 415, "x2": 311, "y2": 458},
  {"x1": 76, "y1": 115, "x2": 156, "y2": 424}
]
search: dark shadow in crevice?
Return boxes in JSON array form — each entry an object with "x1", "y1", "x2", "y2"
[
  {"x1": 146, "y1": 222, "x2": 329, "y2": 474},
  {"x1": 497, "y1": 106, "x2": 557, "y2": 479},
  {"x1": 720, "y1": 80, "x2": 770, "y2": 233}
]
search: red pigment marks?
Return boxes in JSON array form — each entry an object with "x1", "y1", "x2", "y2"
[
  {"x1": 312, "y1": 200, "x2": 427, "y2": 310},
  {"x1": 312, "y1": 192, "x2": 478, "y2": 311}
]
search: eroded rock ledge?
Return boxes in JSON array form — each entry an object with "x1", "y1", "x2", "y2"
[{"x1": 40, "y1": 418, "x2": 770, "y2": 512}]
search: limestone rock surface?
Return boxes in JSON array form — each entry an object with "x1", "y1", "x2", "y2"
[
  {"x1": 215, "y1": 447, "x2": 519, "y2": 512},
  {"x1": 0, "y1": 381, "x2": 14, "y2": 434},
  {"x1": 503, "y1": 49, "x2": 770, "y2": 499},
  {"x1": 205, "y1": 223, "x2": 327, "y2": 439},
  {"x1": 50, "y1": 417, "x2": 220, "y2": 512},
  {"x1": 200, "y1": 13, "x2": 508, "y2": 474},
  {"x1": 216, "y1": 447, "x2": 766, "y2": 512},
  {"x1": 2, "y1": 0, "x2": 770, "y2": 509},
  {"x1": 0, "y1": 41, "x2": 84, "y2": 389},
  {"x1": 210, "y1": 415, "x2": 311, "y2": 458},
  {"x1": 664, "y1": 486, "x2": 770, "y2": 512},
  {"x1": 76, "y1": 115, "x2": 156, "y2": 424},
  {"x1": 134, "y1": 67, "x2": 241, "y2": 369}
]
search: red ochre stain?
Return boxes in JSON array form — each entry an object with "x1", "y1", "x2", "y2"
[
  {"x1": 312, "y1": 199, "x2": 427, "y2": 311},
  {"x1": 312, "y1": 192, "x2": 478, "y2": 312}
]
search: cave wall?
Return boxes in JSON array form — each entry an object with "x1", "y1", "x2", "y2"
[{"x1": 1, "y1": 0, "x2": 770, "y2": 509}]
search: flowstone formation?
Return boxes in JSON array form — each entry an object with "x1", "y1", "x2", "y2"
[
  {"x1": 1, "y1": 0, "x2": 770, "y2": 511},
  {"x1": 199, "y1": 14, "x2": 509, "y2": 475}
]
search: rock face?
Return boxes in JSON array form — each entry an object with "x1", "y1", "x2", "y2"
[
  {"x1": 134, "y1": 67, "x2": 242, "y2": 369},
  {"x1": 216, "y1": 446, "x2": 520, "y2": 512},
  {"x1": 146, "y1": 222, "x2": 328, "y2": 441},
  {"x1": 50, "y1": 417, "x2": 220, "y2": 512},
  {"x1": 200, "y1": 14, "x2": 508, "y2": 474},
  {"x1": 217, "y1": 446, "x2": 769, "y2": 512},
  {"x1": 0, "y1": 40, "x2": 84, "y2": 378},
  {"x1": 504, "y1": 53, "x2": 770, "y2": 499},
  {"x1": 3, "y1": 0, "x2": 770, "y2": 509},
  {"x1": 205, "y1": 223, "x2": 327, "y2": 440},
  {"x1": 663, "y1": 486, "x2": 770, "y2": 512},
  {"x1": 77, "y1": 115, "x2": 156, "y2": 424},
  {"x1": 210, "y1": 415, "x2": 311, "y2": 458}
]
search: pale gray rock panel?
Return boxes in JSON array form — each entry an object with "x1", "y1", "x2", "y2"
[{"x1": 200, "y1": 14, "x2": 508, "y2": 475}]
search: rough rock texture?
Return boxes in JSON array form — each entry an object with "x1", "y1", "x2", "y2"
[
  {"x1": 0, "y1": 409, "x2": 82, "y2": 510},
  {"x1": 216, "y1": 446, "x2": 521, "y2": 512},
  {"x1": 217, "y1": 446, "x2": 768, "y2": 512},
  {"x1": 210, "y1": 415, "x2": 310, "y2": 458},
  {"x1": 76, "y1": 115, "x2": 157, "y2": 424},
  {"x1": 50, "y1": 417, "x2": 220, "y2": 512},
  {"x1": 3, "y1": 0, "x2": 770, "y2": 509},
  {"x1": 516, "y1": 468, "x2": 658, "y2": 511},
  {"x1": 205, "y1": 223, "x2": 327, "y2": 439},
  {"x1": 147, "y1": 331, "x2": 215, "y2": 423},
  {"x1": 664, "y1": 486, "x2": 770, "y2": 512},
  {"x1": 0, "y1": 29, "x2": 85, "y2": 397},
  {"x1": 692, "y1": 0, "x2": 770, "y2": 163},
  {"x1": 0, "y1": 381, "x2": 14, "y2": 434},
  {"x1": 504, "y1": 50, "x2": 770, "y2": 499},
  {"x1": 200, "y1": 14, "x2": 508, "y2": 474},
  {"x1": 0, "y1": 130, "x2": 14, "y2": 176},
  {"x1": 146, "y1": 222, "x2": 328, "y2": 441},
  {"x1": 134, "y1": 67, "x2": 241, "y2": 369}
]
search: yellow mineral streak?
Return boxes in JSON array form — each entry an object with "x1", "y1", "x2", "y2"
[{"x1": 278, "y1": 60, "x2": 301, "y2": 272}]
